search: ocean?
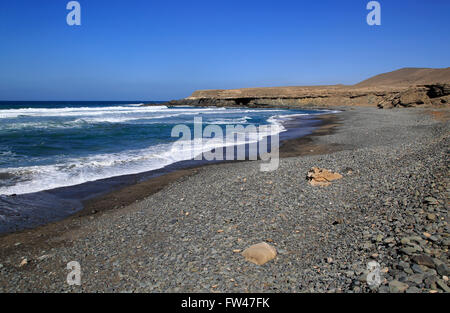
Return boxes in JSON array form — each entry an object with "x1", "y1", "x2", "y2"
[{"x1": 0, "y1": 101, "x2": 330, "y2": 233}]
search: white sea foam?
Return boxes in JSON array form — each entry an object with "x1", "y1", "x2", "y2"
[
  {"x1": 211, "y1": 116, "x2": 252, "y2": 124},
  {"x1": 0, "y1": 106, "x2": 254, "y2": 124},
  {"x1": 0, "y1": 105, "x2": 169, "y2": 119},
  {"x1": 0, "y1": 103, "x2": 323, "y2": 194},
  {"x1": 0, "y1": 114, "x2": 286, "y2": 195},
  {"x1": 0, "y1": 106, "x2": 264, "y2": 130},
  {"x1": 0, "y1": 151, "x2": 15, "y2": 157}
]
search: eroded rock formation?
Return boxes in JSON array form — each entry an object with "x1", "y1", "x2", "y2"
[{"x1": 147, "y1": 68, "x2": 450, "y2": 109}]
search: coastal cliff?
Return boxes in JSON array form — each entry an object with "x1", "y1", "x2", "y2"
[{"x1": 157, "y1": 67, "x2": 450, "y2": 109}]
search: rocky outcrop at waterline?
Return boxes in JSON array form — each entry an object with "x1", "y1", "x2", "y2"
[
  {"x1": 156, "y1": 83, "x2": 449, "y2": 109},
  {"x1": 146, "y1": 68, "x2": 450, "y2": 109}
]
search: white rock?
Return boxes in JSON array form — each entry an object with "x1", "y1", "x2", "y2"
[{"x1": 242, "y1": 242, "x2": 277, "y2": 265}]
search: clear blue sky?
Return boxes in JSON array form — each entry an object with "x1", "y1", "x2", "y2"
[{"x1": 0, "y1": 0, "x2": 449, "y2": 100}]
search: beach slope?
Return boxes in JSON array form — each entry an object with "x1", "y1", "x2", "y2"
[{"x1": 0, "y1": 106, "x2": 448, "y2": 293}]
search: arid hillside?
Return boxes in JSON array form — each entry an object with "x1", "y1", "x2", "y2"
[
  {"x1": 157, "y1": 67, "x2": 450, "y2": 109},
  {"x1": 355, "y1": 67, "x2": 450, "y2": 88}
]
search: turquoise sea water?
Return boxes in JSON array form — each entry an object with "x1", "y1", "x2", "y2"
[{"x1": 0, "y1": 101, "x2": 325, "y2": 195}]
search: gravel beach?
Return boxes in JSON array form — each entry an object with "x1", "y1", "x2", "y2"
[{"x1": 0, "y1": 106, "x2": 448, "y2": 293}]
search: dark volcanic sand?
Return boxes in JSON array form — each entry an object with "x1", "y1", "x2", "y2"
[{"x1": 0, "y1": 106, "x2": 448, "y2": 293}]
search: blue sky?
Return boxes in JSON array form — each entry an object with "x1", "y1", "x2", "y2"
[{"x1": 0, "y1": 0, "x2": 449, "y2": 100}]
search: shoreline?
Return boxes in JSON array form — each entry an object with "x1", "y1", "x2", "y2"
[
  {"x1": 0, "y1": 108, "x2": 332, "y2": 235},
  {"x1": 82, "y1": 113, "x2": 343, "y2": 219},
  {"x1": 0, "y1": 110, "x2": 341, "y2": 246},
  {"x1": 1, "y1": 106, "x2": 448, "y2": 293}
]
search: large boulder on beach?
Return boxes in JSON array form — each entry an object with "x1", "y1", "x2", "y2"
[
  {"x1": 242, "y1": 242, "x2": 277, "y2": 265},
  {"x1": 306, "y1": 167, "x2": 343, "y2": 186}
]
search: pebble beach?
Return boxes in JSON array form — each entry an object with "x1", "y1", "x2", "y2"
[{"x1": 0, "y1": 106, "x2": 448, "y2": 293}]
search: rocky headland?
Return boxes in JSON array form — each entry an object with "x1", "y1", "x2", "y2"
[{"x1": 156, "y1": 67, "x2": 450, "y2": 109}]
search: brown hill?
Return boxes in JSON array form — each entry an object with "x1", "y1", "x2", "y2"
[
  {"x1": 187, "y1": 67, "x2": 450, "y2": 100},
  {"x1": 157, "y1": 67, "x2": 450, "y2": 108},
  {"x1": 355, "y1": 67, "x2": 450, "y2": 87}
]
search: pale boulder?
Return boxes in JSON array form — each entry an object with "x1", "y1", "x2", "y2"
[{"x1": 242, "y1": 242, "x2": 277, "y2": 265}]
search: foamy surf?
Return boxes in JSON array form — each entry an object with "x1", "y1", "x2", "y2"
[
  {"x1": 0, "y1": 119, "x2": 284, "y2": 194},
  {"x1": 0, "y1": 102, "x2": 325, "y2": 195}
]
